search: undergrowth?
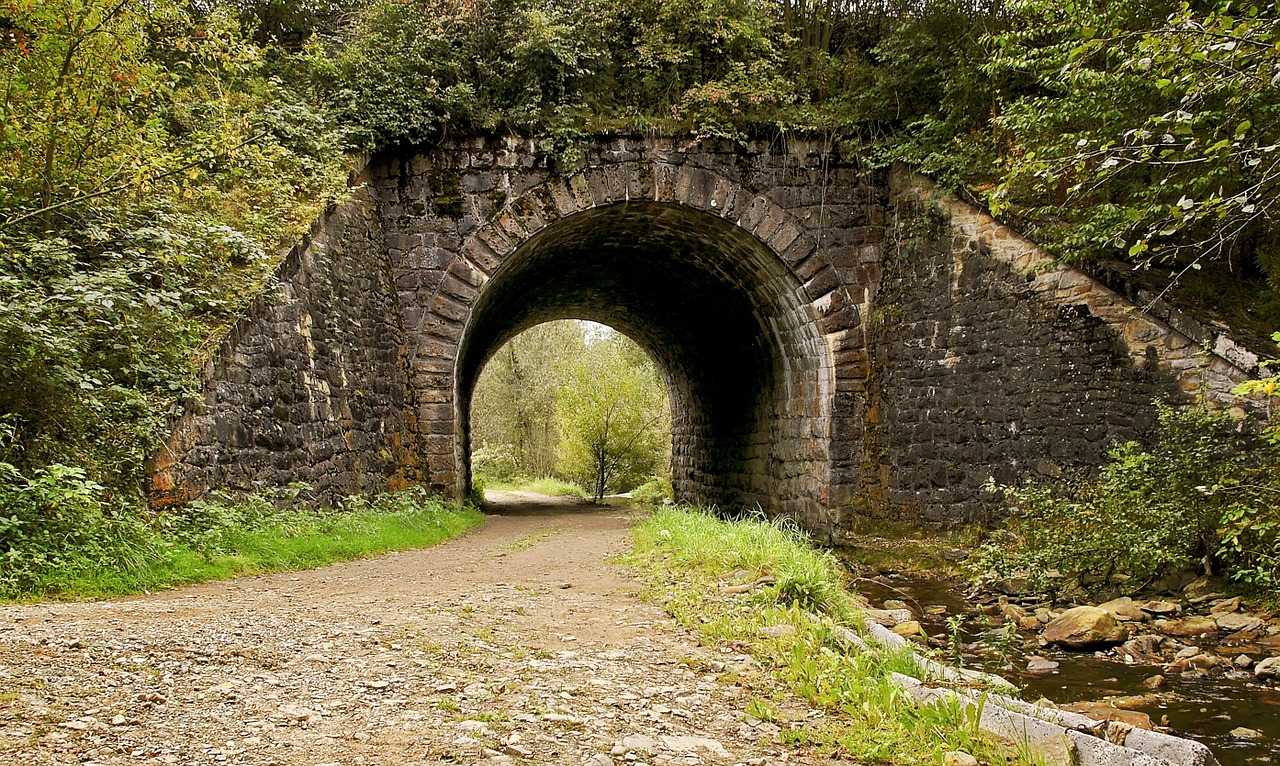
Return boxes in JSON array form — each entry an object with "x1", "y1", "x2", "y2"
[
  {"x1": 974, "y1": 404, "x2": 1280, "y2": 599},
  {"x1": 626, "y1": 506, "x2": 1031, "y2": 766},
  {"x1": 0, "y1": 484, "x2": 482, "y2": 601}
]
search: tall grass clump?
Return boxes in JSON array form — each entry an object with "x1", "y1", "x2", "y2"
[
  {"x1": 626, "y1": 506, "x2": 1030, "y2": 765},
  {"x1": 633, "y1": 506, "x2": 853, "y2": 619}
]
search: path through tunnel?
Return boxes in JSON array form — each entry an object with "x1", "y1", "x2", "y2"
[{"x1": 455, "y1": 202, "x2": 832, "y2": 517}]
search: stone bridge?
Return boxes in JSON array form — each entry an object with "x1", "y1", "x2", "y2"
[{"x1": 150, "y1": 136, "x2": 1257, "y2": 536}]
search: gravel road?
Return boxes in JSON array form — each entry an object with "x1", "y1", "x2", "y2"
[{"x1": 0, "y1": 492, "x2": 831, "y2": 766}]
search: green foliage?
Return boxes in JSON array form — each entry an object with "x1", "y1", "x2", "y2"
[
  {"x1": 0, "y1": 0, "x2": 348, "y2": 493},
  {"x1": 471, "y1": 443, "x2": 522, "y2": 485},
  {"x1": 471, "y1": 321, "x2": 588, "y2": 478},
  {"x1": 629, "y1": 476, "x2": 673, "y2": 506},
  {"x1": 981, "y1": 0, "x2": 1279, "y2": 284},
  {"x1": 974, "y1": 404, "x2": 1280, "y2": 595},
  {"x1": 319, "y1": 0, "x2": 1280, "y2": 290},
  {"x1": 555, "y1": 329, "x2": 669, "y2": 501},
  {"x1": 633, "y1": 505, "x2": 855, "y2": 619},
  {"x1": 471, "y1": 321, "x2": 670, "y2": 499}
]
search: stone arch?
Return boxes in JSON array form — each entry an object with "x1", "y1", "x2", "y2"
[{"x1": 403, "y1": 161, "x2": 855, "y2": 521}]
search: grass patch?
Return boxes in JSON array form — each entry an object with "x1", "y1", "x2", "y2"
[
  {"x1": 3, "y1": 487, "x2": 482, "y2": 601},
  {"x1": 474, "y1": 475, "x2": 591, "y2": 499},
  {"x1": 624, "y1": 506, "x2": 1031, "y2": 766},
  {"x1": 522, "y1": 477, "x2": 589, "y2": 499},
  {"x1": 502, "y1": 528, "x2": 562, "y2": 551}
]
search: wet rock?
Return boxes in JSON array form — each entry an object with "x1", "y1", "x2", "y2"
[
  {"x1": 924, "y1": 605, "x2": 949, "y2": 617},
  {"x1": 1254, "y1": 656, "x2": 1280, "y2": 680},
  {"x1": 1124, "y1": 634, "x2": 1163, "y2": 656},
  {"x1": 1184, "y1": 575, "x2": 1226, "y2": 603},
  {"x1": 1167, "y1": 654, "x2": 1223, "y2": 673},
  {"x1": 1097, "y1": 597, "x2": 1148, "y2": 622},
  {"x1": 1137, "y1": 600, "x2": 1181, "y2": 617},
  {"x1": 1018, "y1": 615, "x2": 1043, "y2": 631},
  {"x1": 1042, "y1": 606, "x2": 1129, "y2": 648},
  {"x1": 1148, "y1": 569, "x2": 1197, "y2": 595},
  {"x1": 1142, "y1": 674, "x2": 1166, "y2": 690},
  {"x1": 944, "y1": 751, "x2": 979, "y2": 766},
  {"x1": 1235, "y1": 654, "x2": 1254, "y2": 669},
  {"x1": 1026, "y1": 656, "x2": 1059, "y2": 673},
  {"x1": 993, "y1": 577, "x2": 1030, "y2": 595},
  {"x1": 1173, "y1": 646, "x2": 1201, "y2": 660},
  {"x1": 1162, "y1": 616, "x2": 1218, "y2": 638},
  {"x1": 1001, "y1": 601, "x2": 1027, "y2": 623},
  {"x1": 1060, "y1": 702, "x2": 1154, "y2": 730},
  {"x1": 1214, "y1": 612, "x2": 1263, "y2": 633},
  {"x1": 883, "y1": 599, "x2": 911, "y2": 612},
  {"x1": 1230, "y1": 727, "x2": 1265, "y2": 740},
  {"x1": 1209, "y1": 597, "x2": 1240, "y2": 614}
]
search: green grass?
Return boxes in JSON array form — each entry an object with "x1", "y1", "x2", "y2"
[
  {"x1": 480, "y1": 476, "x2": 590, "y2": 499},
  {"x1": 4, "y1": 489, "x2": 483, "y2": 601},
  {"x1": 624, "y1": 506, "x2": 1032, "y2": 766},
  {"x1": 522, "y1": 477, "x2": 588, "y2": 498}
]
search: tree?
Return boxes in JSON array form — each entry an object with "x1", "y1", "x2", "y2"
[
  {"x1": 985, "y1": 0, "x2": 1280, "y2": 284},
  {"x1": 555, "y1": 330, "x2": 669, "y2": 502},
  {"x1": 470, "y1": 320, "x2": 586, "y2": 477}
]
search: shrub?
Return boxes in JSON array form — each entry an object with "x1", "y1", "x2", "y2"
[
  {"x1": 973, "y1": 404, "x2": 1280, "y2": 596},
  {"x1": 629, "y1": 476, "x2": 673, "y2": 506},
  {"x1": 0, "y1": 455, "x2": 155, "y2": 596},
  {"x1": 472, "y1": 443, "x2": 522, "y2": 484}
]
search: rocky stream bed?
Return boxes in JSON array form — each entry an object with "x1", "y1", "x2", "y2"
[{"x1": 850, "y1": 571, "x2": 1280, "y2": 766}]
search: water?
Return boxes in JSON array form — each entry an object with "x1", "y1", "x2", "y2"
[{"x1": 852, "y1": 574, "x2": 1280, "y2": 766}]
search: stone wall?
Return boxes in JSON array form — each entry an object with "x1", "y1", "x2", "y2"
[
  {"x1": 370, "y1": 136, "x2": 884, "y2": 530},
  {"x1": 150, "y1": 137, "x2": 1259, "y2": 532},
  {"x1": 149, "y1": 165, "x2": 423, "y2": 506},
  {"x1": 847, "y1": 169, "x2": 1258, "y2": 526}
]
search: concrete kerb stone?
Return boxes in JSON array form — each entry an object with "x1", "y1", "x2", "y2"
[
  {"x1": 893, "y1": 674, "x2": 1187, "y2": 766},
  {"x1": 845, "y1": 621, "x2": 1217, "y2": 766},
  {"x1": 985, "y1": 693, "x2": 1218, "y2": 766}
]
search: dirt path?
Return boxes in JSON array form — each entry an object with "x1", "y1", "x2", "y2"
[{"x1": 0, "y1": 493, "x2": 824, "y2": 766}]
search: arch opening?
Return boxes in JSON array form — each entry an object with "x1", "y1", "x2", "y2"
[
  {"x1": 455, "y1": 202, "x2": 832, "y2": 517},
  {"x1": 468, "y1": 319, "x2": 673, "y2": 500}
]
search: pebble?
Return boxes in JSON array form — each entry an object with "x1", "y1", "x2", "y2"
[{"x1": 944, "y1": 750, "x2": 980, "y2": 766}]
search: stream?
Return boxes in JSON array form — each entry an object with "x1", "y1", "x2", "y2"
[{"x1": 852, "y1": 574, "x2": 1280, "y2": 766}]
